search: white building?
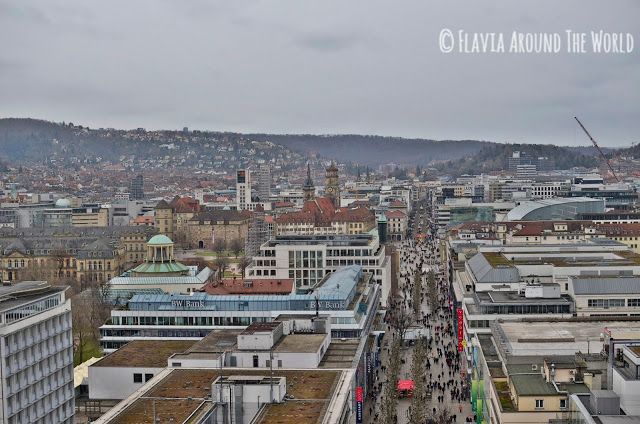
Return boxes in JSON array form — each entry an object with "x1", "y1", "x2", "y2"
[
  {"x1": 236, "y1": 169, "x2": 251, "y2": 211},
  {"x1": 246, "y1": 231, "x2": 391, "y2": 298},
  {"x1": 0, "y1": 281, "x2": 74, "y2": 423}
]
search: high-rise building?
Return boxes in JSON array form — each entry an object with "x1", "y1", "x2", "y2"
[
  {"x1": 0, "y1": 281, "x2": 74, "y2": 423},
  {"x1": 129, "y1": 174, "x2": 144, "y2": 200},
  {"x1": 253, "y1": 164, "x2": 271, "y2": 202},
  {"x1": 236, "y1": 169, "x2": 251, "y2": 211}
]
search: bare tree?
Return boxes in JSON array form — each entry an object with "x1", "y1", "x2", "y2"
[
  {"x1": 238, "y1": 256, "x2": 252, "y2": 278},
  {"x1": 427, "y1": 270, "x2": 438, "y2": 312},
  {"x1": 391, "y1": 303, "x2": 412, "y2": 345},
  {"x1": 409, "y1": 338, "x2": 428, "y2": 424},
  {"x1": 215, "y1": 257, "x2": 229, "y2": 279},
  {"x1": 428, "y1": 407, "x2": 453, "y2": 424},
  {"x1": 381, "y1": 339, "x2": 402, "y2": 424},
  {"x1": 228, "y1": 238, "x2": 243, "y2": 258},
  {"x1": 213, "y1": 238, "x2": 227, "y2": 257},
  {"x1": 412, "y1": 268, "x2": 422, "y2": 318}
]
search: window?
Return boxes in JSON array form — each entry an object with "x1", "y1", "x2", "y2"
[
  {"x1": 253, "y1": 355, "x2": 259, "y2": 368},
  {"x1": 629, "y1": 299, "x2": 640, "y2": 307},
  {"x1": 535, "y1": 399, "x2": 544, "y2": 409},
  {"x1": 560, "y1": 399, "x2": 567, "y2": 409},
  {"x1": 145, "y1": 373, "x2": 154, "y2": 382},
  {"x1": 133, "y1": 373, "x2": 142, "y2": 383}
]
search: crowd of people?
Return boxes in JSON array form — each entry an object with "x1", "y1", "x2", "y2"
[{"x1": 366, "y1": 205, "x2": 476, "y2": 423}]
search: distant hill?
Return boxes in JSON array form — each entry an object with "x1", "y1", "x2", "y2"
[
  {"x1": 0, "y1": 118, "x2": 601, "y2": 172},
  {"x1": 435, "y1": 143, "x2": 598, "y2": 176},
  {"x1": 245, "y1": 133, "x2": 490, "y2": 166}
]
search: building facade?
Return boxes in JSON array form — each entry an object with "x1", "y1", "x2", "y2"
[{"x1": 0, "y1": 282, "x2": 74, "y2": 424}]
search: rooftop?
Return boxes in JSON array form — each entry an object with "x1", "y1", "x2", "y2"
[
  {"x1": 274, "y1": 334, "x2": 327, "y2": 353},
  {"x1": 202, "y1": 278, "x2": 294, "y2": 295},
  {"x1": 510, "y1": 374, "x2": 557, "y2": 396},
  {"x1": 102, "y1": 368, "x2": 342, "y2": 424},
  {"x1": 0, "y1": 281, "x2": 67, "y2": 314},
  {"x1": 571, "y1": 276, "x2": 640, "y2": 295},
  {"x1": 241, "y1": 322, "x2": 282, "y2": 335},
  {"x1": 92, "y1": 340, "x2": 196, "y2": 368}
]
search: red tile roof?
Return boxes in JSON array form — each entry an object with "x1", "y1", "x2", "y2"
[
  {"x1": 385, "y1": 210, "x2": 407, "y2": 219},
  {"x1": 170, "y1": 196, "x2": 201, "y2": 213},
  {"x1": 596, "y1": 223, "x2": 640, "y2": 236}
]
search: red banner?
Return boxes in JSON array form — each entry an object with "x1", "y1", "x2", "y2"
[
  {"x1": 457, "y1": 307, "x2": 464, "y2": 352},
  {"x1": 356, "y1": 387, "x2": 363, "y2": 423}
]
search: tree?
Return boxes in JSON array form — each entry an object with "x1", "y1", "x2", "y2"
[
  {"x1": 428, "y1": 407, "x2": 453, "y2": 424},
  {"x1": 238, "y1": 256, "x2": 252, "y2": 278},
  {"x1": 213, "y1": 239, "x2": 227, "y2": 257},
  {"x1": 412, "y1": 269, "x2": 422, "y2": 318},
  {"x1": 409, "y1": 338, "x2": 428, "y2": 424},
  {"x1": 215, "y1": 257, "x2": 229, "y2": 279},
  {"x1": 228, "y1": 238, "x2": 243, "y2": 258},
  {"x1": 381, "y1": 339, "x2": 402, "y2": 424},
  {"x1": 427, "y1": 270, "x2": 438, "y2": 312},
  {"x1": 391, "y1": 302, "x2": 412, "y2": 345}
]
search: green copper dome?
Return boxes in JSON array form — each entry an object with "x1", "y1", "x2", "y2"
[{"x1": 148, "y1": 234, "x2": 174, "y2": 245}]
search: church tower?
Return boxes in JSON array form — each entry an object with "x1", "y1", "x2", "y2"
[
  {"x1": 325, "y1": 161, "x2": 340, "y2": 207},
  {"x1": 303, "y1": 163, "x2": 315, "y2": 201}
]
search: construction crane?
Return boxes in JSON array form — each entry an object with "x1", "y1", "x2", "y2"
[{"x1": 574, "y1": 116, "x2": 619, "y2": 182}]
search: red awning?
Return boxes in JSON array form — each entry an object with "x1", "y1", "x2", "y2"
[{"x1": 397, "y1": 380, "x2": 415, "y2": 391}]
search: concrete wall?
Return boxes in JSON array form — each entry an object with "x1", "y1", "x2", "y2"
[
  {"x1": 612, "y1": 367, "x2": 640, "y2": 415},
  {"x1": 89, "y1": 366, "x2": 164, "y2": 400}
]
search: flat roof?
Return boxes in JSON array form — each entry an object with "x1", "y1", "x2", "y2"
[
  {"x1": 104, "y1": 368, "x2": 342, "y2": 424},
  {"x1": 496, "y1": 320, "x2": 640, "y2": 356},
  {"x1": 319, "y1": 339, "x2": 359, "y2": 368},
  {"x1": 510, "y1": 374, "x2": 557, "y2": 396},
  {"x1": 241, "y1": 322, "x2": 281, "y2": 335},
  {"x1": 92, "y1": 340, "x2": 196, "y2": 368},
  {"x1": 203, "y1": 278, "x2": 294, "y2": 295},
  {"x1": 476, "y1": 291, "x2": 572, "y2": 305},
  {"x1": 274, "y1": 334, "x2": 327, "y2": 353},
  {"x1": 0, "y1": 281, "x2": 67, "y2": 313}
]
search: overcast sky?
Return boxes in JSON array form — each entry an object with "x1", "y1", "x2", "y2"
[{"x1": 0, "y1": 0, "x2": 638, "y2": 146}]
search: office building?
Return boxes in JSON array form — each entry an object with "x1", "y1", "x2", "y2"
[
  {"x1": 129, "y1": 174, "x2": 144, "y2": 200},
  {"x1": 0, "y1": 281, "x2": 74, "y2": 424},
  {"x1": 100, "y1": 265, "x2": 380, "y2": 351}
]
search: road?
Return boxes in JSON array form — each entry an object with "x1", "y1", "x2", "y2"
[{"x1": 365, "y1": 202, "x2": 474, "y2": 423}]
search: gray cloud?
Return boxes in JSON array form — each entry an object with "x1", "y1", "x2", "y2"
[
  {"x1": 0, "y1": 0, "x2": 638, "y2": 146},
  {"x1": 295, "y1": 32, "x2": 363, "y2": 52}
]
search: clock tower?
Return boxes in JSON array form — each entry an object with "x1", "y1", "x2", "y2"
[{"x1": 325, "y1": 161, "x2": 340, "y2": 207}]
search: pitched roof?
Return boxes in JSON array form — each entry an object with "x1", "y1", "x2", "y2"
[
  {"x1": 467, "y1": 253, "x2": 520, "y2": 284},
  {"x1": 190, "y1": 210, "x2": 252, "y2": 224},
  {"x1": 170, "y1": 196, "x2": 200, "y2": 214},
  {"x1": 384, "y1": 210, "x2": 406, "y2": 219},
  {"x1": 155, "y1": 199, "x2": 171, "y2": 209},
  {"x1": 4, "y1": 239, "x2": 27, "y2": 255},
  {"x1": 572, "y1": 276, "x2": 640, "y2": 295}
]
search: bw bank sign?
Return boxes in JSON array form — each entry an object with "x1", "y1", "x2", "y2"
[{"x1": 171, "y1": 300, "x2": 205, "y2": 309}]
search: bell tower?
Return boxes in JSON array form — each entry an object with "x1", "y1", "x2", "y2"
[
  {"x1": 303, "y1": 163, "x2": 315, "y2": 201},
  {"x1": 325, "y1": 161, "x2": 340, "y2": 207}
]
